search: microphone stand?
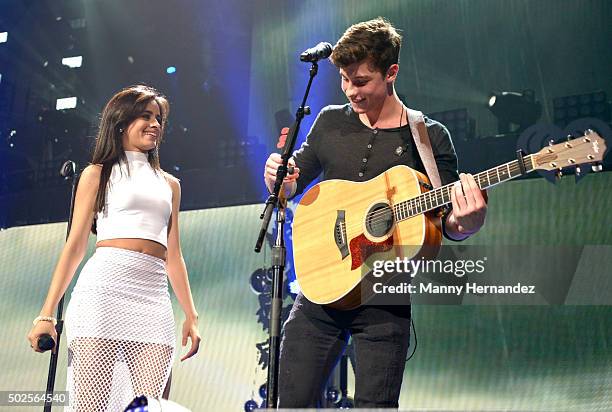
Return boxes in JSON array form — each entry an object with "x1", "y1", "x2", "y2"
[
  {"x1": 43, "y1": 160, "x2": 79, "y2": 412},
  {"x1": 254, "y1": 61, "x2": 319, "y2": 408}
]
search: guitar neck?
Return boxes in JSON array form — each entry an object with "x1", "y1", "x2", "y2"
[{"x1": 394, "y1": 154, "x2": 536, "y2": 221}]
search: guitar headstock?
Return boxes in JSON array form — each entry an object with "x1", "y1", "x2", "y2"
[{"x1": 532, "y1": 130, "x2": 607, "y2": 172}]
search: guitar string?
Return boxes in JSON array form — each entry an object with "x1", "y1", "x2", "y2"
[
  {"x1": 333, "y1": 112, "x2": 583, "y2": 231},
  {"x1": 339, "y1": 159, "x2": 530, "y2": 234},
  {"x1": 337, "y1": 135, "x2": 594, "y2": 232},
  {"x1": 356, "y1": 160, "x2": 525, "y2": 224},
  {"x1": 356, "y1": 135, "x2": 592, "y2": 227},
  {"x1": 361, "y1": 161, "x2": 524, "y2": 226},
  {"x1": 336, "y1": 157, "x2": 531, "y2": 233}
]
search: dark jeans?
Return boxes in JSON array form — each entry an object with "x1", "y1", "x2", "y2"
[{"x1": 278, "y1": 293, "x2": 411, "y2": 408}]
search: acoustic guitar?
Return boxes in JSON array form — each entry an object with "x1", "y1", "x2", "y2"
[{"x1": 292, "y1": 131, "x2": 607, "y2": 309}]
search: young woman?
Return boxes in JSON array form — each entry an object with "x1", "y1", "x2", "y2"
[{"x1": 27, "y1": 85, "x2": 201, "y2": 411}]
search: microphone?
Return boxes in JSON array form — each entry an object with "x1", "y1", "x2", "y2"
[
  {"x1": 300, "y1": 42, "x2": 333, "y2": 62},
  {"x1": 38, "y1": 334, "x2": 56, "y2": 352}
]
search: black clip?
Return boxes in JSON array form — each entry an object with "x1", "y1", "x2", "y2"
[{"x1": 516, "y1": 149, "x2": 526, "y2": 175}]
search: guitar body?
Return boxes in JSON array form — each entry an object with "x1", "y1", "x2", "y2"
[
  {"x1": 293, "y1": 165, "x2": 442, "y2": 310},
  {"x1": 291, "y1": 131, "x2": 607, "y2": 310}
]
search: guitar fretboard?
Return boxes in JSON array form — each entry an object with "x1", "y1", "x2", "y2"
[{"x1": 393, "y1": 154, "x2": 535, "y2": 221}]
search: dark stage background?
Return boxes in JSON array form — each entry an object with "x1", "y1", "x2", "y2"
[{"x1": 0, "y1": 0, "x2": 610, "y2": 227}]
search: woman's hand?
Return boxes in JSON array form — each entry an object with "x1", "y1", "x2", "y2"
[
  {"x1": 180, "y1": 315, "x2": 201, "y2": 361},
  {"x1": 27, "y1": 320, "x2": 57, "y2": 353}
]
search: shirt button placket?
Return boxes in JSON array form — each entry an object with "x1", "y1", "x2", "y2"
[{"x1": 359, "y1": 129, "x2": 377, "y2": 179}]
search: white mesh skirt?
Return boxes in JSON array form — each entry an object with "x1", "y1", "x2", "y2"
[{"x1": 65, "y1": 247, "x2": 175, "y2": 412}]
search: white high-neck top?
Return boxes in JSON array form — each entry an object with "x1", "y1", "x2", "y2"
[{"x1": 96, "y1": 151, "x2": 172, "y2": 248}]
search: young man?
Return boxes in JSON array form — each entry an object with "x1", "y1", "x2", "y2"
[{"x1": 264, "y1": 18, "x2": 486, "y2": 408}]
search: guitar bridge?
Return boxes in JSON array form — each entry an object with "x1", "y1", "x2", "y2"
[{"x1": 334, "y1": 210, "x2": 349, "y2": 260}]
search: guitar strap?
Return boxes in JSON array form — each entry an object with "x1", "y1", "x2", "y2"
[{"x1": 406, "y1": 108, "x2": 442, "y2": 188}]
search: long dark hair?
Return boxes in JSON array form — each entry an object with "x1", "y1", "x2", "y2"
[{"x1": 90, "y1": 85, "x2": 170, "y2": 228}]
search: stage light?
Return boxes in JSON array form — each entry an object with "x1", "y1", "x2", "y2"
[
  {"x1": 244, "y1": 400, "x2": 258, "y2": 412},
  {"x1": 0, "y1": 32, "x2": 7, "y2": 43},
  {"x1": 62, "y1": 56, "x2": 83, "y2": 68},
  {"x1": 553, "y1": 91, "x2": 610, "y2": 127},
  {"x1": 249, "y1": 268, "x2": 271, "y2": 295},
  {"x1": 326, "y1": 387, "x2": 340, "y2": 403},
  {"x1": 166, "y1": 66, "x2": 176, "y2": 74},
  {"x1": 487, "y1": 90, "x2": 542, "y2": 134},
  {"x1": 56, "y1": 97, "x2": 77, "y2": 110}
]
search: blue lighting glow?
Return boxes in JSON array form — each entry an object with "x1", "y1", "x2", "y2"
[{"x1": 166, "y1": 66, "x2": 176, "y2": 74}]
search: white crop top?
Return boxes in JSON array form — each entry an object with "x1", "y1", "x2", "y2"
[{"x1": 96, "y1": 151, "x2": 173, "y2": 248}]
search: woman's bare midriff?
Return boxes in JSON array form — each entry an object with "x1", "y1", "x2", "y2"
[{"x1": 96, "y1": 238, "x2": 167, "y2": 260}]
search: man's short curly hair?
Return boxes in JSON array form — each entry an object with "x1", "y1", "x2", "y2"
[{"x1": 330, "y1": 17, "x2": 402, "y2": 75}]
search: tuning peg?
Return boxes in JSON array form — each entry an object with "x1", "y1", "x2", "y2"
[
  {"x1": 555, "y1": 169, "x2": 563, "y2": 180},
  {"x1": 591, "y1": 162, "x2": 603, "y2": 172},
  {"x1": 549, "y1": 139, "x2": 555, "y2": 146},
  {"x1": 567, "y1": 134, "x2": 572, "y2": 141},
  {"x1": 575, "y1": 165, "x2": 581, "y2": 176}
]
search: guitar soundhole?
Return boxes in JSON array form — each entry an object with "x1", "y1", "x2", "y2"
[{"x1": 365, "y1": 203, "x2": 394, "y2": 238}]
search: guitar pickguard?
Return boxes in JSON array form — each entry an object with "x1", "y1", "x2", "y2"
[{"x1": 349, "y1": 233, "x2": 394, "y2": 271}]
